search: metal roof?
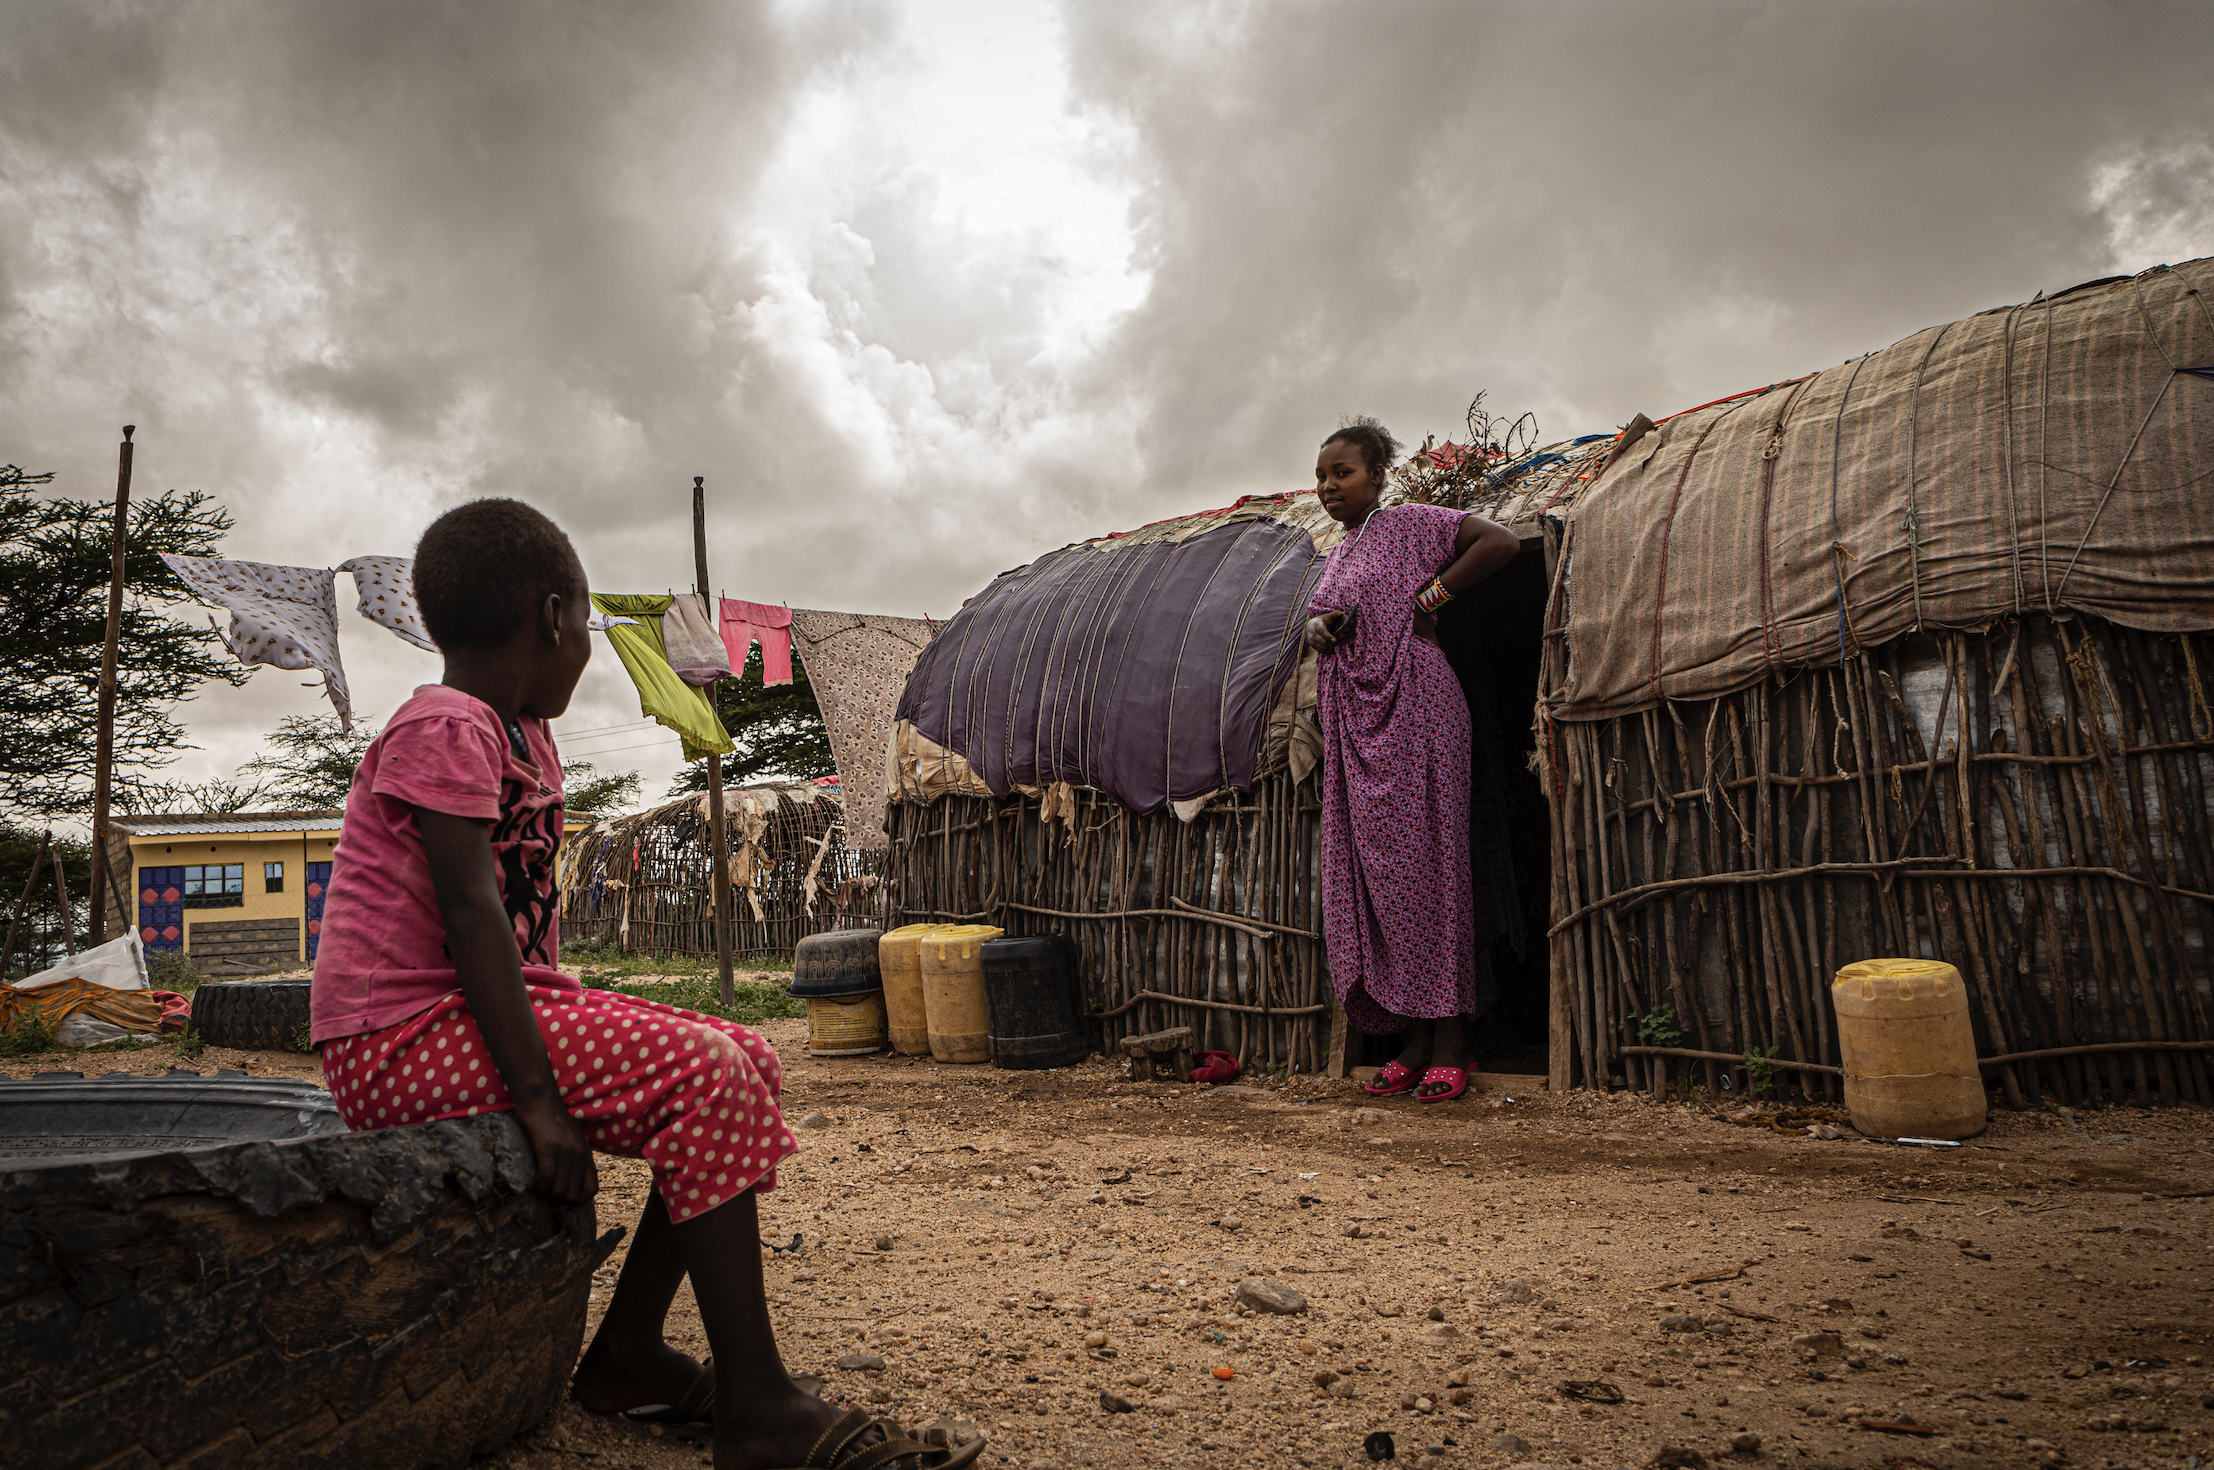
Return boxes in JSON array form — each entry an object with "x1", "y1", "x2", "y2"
[{"x1": 117, "y1": 811, "x2": 344, "y2": 837}]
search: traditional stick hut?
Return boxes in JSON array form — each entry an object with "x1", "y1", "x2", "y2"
[
  {"x1": 881, "y1": 438, "x2": 1604, "y2": 1075},
  {"x1": 885, "y1": 258, "x2": 2214, "y2": 1102},
  {"x1": 1540, "y1": 260, "x2": 2214, "y2": 1106},
  {"x1": 558, "y1": 782, "x2": 872, "y2": 958}
]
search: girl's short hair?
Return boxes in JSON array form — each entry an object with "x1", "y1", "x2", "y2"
[
  {"x1": 1322, "y1": 417, "x2": 1403, "y2": 479},
  {"x1": 413, "y1": 498, "x2": 586, "y2": 651}
]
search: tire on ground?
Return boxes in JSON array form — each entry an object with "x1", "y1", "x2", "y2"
[
  {"x1": 791, "y1": 927, "x2": 884, "y2": 991},
  {"x1": 0, "y1": 1074, "x2": 617, "y2": 1470},
  {"x1": 190, "y1": 977, "x2": 314, "y2": 1051}
]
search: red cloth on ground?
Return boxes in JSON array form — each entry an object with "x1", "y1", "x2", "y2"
[
  {"x1": 718, "y1": 598, "x2": 794, "y2": 686},
  {"x1": 1188, "y1": 1050, "x2": 1240, "y2": 1085},
  {"x1": 151, "y1": 990, "x2": 192, "y2": 1033},
  {"x1": 322, "y1": 984, "x2": 794, "y2": 1224}
]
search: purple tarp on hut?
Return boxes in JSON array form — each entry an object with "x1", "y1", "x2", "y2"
[{"x1": 896, "y1": 498, "x2": 1329, "y2": 815}]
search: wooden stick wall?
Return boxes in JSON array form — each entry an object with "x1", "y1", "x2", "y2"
[
  {"x1": 884, "y1": 778, "x2": 1333, "y2": 1073},
  {"x1": 562, "y1": 799, "x2": 881, "y2": 960},
  {"x1": 1545, "y1": 613, "x2": 2214, "y2": 1106}
]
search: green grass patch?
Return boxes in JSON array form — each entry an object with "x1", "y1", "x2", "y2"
[
  {"x1": 84, "y1": 1035, "x2": 164, "y2": 1055},
  {"x1": 562, "y1": 943, "x2": 796, "y2": 979},
  {"x1": 579, "y1": 972, "x2": 804, "y2": 1027},
  {"x1": 562, "y1": 944, "x2": 717, "y2": 978},
  {"x1": 0, "y1": 1011, "x2": 58, "y2": 1057},
  {"x1": 562, "y1": 943, "x2": 803, "y2": 1023},
  {"x1": 146, "y1": 950, "x2": 204, "y2": 997}
]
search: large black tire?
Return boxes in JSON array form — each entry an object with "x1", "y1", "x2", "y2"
[
  {"x1": 0, "y1": 1068, "x2": 345, "y2": 1167},
  {"x1": 789, "y1": 927, "x2": 884, "y2": 998},
  {"x1": 0, "y1": 1074, "x2": 618, "y2": 1469},
  {"x1": 190, "y1": 977, "x2": 314, "y2": 1051}
]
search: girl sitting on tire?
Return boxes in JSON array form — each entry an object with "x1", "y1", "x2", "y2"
[{"x1": 311, "y1": 499, "x2": 977, "y2": 1470}]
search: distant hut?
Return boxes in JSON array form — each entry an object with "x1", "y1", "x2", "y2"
[
  {"x1": 558, "y1": 782, "x2": 871, "y2": 958},
  {"x1": 884, "y1": 258, "x2": 2214, "y2": 1105}
]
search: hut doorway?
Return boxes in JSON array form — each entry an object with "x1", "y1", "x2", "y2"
[{"x1": 1350, "y1": 531, "x2": 1556, "y2": 1075}]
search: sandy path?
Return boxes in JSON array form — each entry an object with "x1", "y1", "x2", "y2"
[{"x1": 12, "y1": 1019, "x2": 2209, "y2": 1468}]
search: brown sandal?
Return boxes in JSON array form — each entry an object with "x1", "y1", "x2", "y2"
[
  {"x1": 781, "y1": 1405, "x2": 986, "y2": 1470},
  {"x1": 576, "y1": 1354, "x2": 716, "y2": 1426}
]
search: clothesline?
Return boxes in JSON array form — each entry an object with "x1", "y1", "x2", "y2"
[
  {"x1": 553, "y1": 716, "x2": 660, "y2": 739},
  {"x1": 159, "y1": 551, "x2": 802, "y2": 749},
  {"x1": 559, "y1": 735, "x2": 684, "y2": 759}
]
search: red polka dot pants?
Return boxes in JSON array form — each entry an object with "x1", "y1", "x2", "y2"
[{"x1": 322, "y1": 984, "x2": 795, "y2": 1224}]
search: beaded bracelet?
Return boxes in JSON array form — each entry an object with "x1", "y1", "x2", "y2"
[{"x1": 1415, "y1": 577, "x2": 1454, "y2": 614}]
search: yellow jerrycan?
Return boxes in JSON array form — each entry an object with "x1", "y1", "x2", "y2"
[
  {"x1": 1830, "y1": 958, "x2": 1987, "y2": 1140},
  {"x1": 920, "y1": 924, "x2": 1003, "y2": 1064},
  {"x1": 877, "y1": 923, "x2": 945, "y2": 1056},
  {"x1": 804, "y1": 992, "x2": 888, "y2": 1057}
]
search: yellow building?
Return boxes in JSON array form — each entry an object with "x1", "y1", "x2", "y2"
[{"x1": 117, "y1": 808, "x2": 597, "y2": 971}]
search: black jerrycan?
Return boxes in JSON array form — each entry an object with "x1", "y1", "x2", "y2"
[{"x1": 979, "y1": 933, "x2": 1090, "y2": 1070}]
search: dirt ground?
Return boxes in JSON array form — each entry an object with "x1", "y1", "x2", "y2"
[{"x1": 10, "y1": 1018, "x2": 2212, "y2": 1470}]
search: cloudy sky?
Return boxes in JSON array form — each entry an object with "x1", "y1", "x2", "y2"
[{"x1": 4, "y1": 0, "x2": 2209, "y2": 806}]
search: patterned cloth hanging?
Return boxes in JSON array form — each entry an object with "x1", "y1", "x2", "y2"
[
  {"x1": 337, "y1": 555, "x2": 439, "y2": 652},
  {"x1": 788, "y1": 609, "x2": 938, "y2": 849},
  {"x1": 159, "y1": 554, "x2": 354, "y2": 730}
]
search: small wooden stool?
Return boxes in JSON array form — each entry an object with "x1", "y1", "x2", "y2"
[{"x1": 1121, "y1": 1026, "x2": 1195, "y2": 1083}]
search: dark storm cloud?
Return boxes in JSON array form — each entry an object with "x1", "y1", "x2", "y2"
[
  {"x1": 3, "y1": 0, "x2": 2207, "y2": 798},
  {"x1": 0, "y1": 0, "x2": 965, "y2": 785},
  {"x1": 1062, "y1": 0, "x2": 2214, "y2": 489},
  {"x1": 0, "y1": 0, "x2": 906, "y2": 560}
]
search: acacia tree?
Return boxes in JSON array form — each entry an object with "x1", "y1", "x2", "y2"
[
  {"x1": 115, "y1": 776, "x2": 275, "y2": 816},
  {"x1": 0, "y1": 464, "x2": 245, "y2": 819},
  {"x1": 563, "y1": 763, "x2": 640, "y2": 816},
  {"x1": 227, "y1": 712, "x2": 642, "y2": 817},
  {"x1": 236, "y1": 715, "x2": 374, "y2": 809}
]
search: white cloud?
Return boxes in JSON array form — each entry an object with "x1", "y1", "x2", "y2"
[{"x1": 2094, "y1": 141, "x2": 2214, "y2": 275}]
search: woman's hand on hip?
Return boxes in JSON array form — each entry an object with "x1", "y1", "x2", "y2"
[{"x1": 1410, "y1": 605, "x2": 1439, "y2": 645}]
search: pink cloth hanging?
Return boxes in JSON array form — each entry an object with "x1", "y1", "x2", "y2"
[{"x1": 718, "y1": 597, "x2": 794, "y2": 685}]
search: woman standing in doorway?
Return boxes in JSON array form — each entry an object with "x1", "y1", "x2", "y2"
[{"x1": 1306, "y1": 419, "x2": 1522, "y2": 1101}]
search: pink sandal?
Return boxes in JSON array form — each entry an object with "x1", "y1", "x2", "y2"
[
  {"x1": 1363, "y1": 1060, "x2": 1418, "y2": 1096},
  {"x1": 1417, "y1": 1064, "x2": 1471, "y2": 1103}
]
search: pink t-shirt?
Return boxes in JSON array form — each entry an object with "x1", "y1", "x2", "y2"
[{"x1": 311, "y1": 684, "x2": 577, "y2": 1042}]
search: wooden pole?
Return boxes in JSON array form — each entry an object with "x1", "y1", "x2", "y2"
[
  {"x1": 48, "y1": 830, "x2": 77, "y2": 956},
  {"x1": 0, "y1": 835, "x2": 50, "y2": 978},
  {"x1": 87, "y1": 425, "x2": 134, "y2": 945},
  {"x1": 693, "y1": 475, "x2": 736, "y2": 1008}
]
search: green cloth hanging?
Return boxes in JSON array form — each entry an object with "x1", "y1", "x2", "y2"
[{"x1": 590, "y1": 593, "x2": 733, "y2": 762}]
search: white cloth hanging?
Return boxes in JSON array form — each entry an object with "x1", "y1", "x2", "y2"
[
  {"x1": 663, "y1": 592, "x2": 733, "y2": 686},
  {"x1": 337, "y1": 555, "x2": 439, "y2": 652},
  {"x1": 160, "y1": 554, "x2": 354, "y2": 730}
]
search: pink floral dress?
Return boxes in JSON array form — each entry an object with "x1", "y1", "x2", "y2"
[{"x1": 1309, "y1": 504, "x2": 1481, "y2": 1033}]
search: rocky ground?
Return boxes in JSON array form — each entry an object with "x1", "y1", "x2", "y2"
[{"x1": 10, "y1": 1014, "x2": 2211, "y2": 1470}]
